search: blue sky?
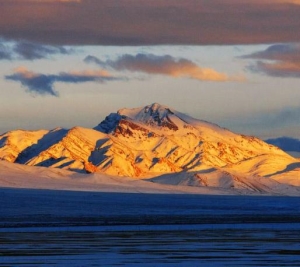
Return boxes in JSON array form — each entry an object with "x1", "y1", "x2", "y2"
[{"x1": 1, "y1": 0, "x2": 300, "y2": 139}]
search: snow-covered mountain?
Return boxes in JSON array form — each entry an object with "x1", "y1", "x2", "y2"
[{"x1": 1, "y1": 103, "x2": 299, "y2": 194}]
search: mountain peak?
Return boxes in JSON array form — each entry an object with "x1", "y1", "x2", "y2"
[
  {"x1": 95, "y1": 103, "x2": 227, "y2": 134},
  {"x1": 144, "y1": 102, "x2": 174, "y2": 114},
  {"x1": 143, "y1": 103, "x2": 175, "y2": 120},
  {"x1": 118, "y1": 103, "x2": 173, "y2": 118},
  {"x1": 117, "y1": 103, "x2": 180, "y2": 130}
]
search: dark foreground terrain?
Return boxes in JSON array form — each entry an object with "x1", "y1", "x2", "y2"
[{"x1": 1, "y1": 188, "x2": 300, "y2": 266}]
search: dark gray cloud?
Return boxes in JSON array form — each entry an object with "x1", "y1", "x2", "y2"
[
  {"x1": 265, "y1": 136, "x2": 300, "y2": 152},
  {"x1": 243, "y1": 44, "x2": 300, "y2": 78},
  {"x1": 13, "y1": 41, "x2": 73, "y2": 60},
  {"x1": 0, "y1": 40, "x2": 74, "y2": 60},
  {"x1": 85, "y1": 54, "x2": 232, "y2": 81},
  {"x1": 243, "y1": 43, "x2": 300, "y2": 62},
  {"x1": 266, "y1": 107, "x2": 300, "y2": 126},
  {"x1": 248, "y1": 61, "x2": 300, "y2": 78},
  {"x1": 0, "y1": 43, "x2": 11, "y2": 60},
  {"x1": 223, "y1": 105, "x2": 300, "y2": 139},
  {"x1": 243, "y1": 107, "x2": 300, "y2": 130},
  {"x1": 7, "y1": 72, "x2": 59, "y2": 96},
  {"x1": 5, "y1": 67, "x2": 121, "y2": 96},
  {"x1": 0, "y1": 0, "x2": 300, "y2": 45}
]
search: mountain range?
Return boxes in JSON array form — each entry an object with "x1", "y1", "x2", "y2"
[
  {"x1": 265, "y1": 137, "x2": 300, "y2": 158},
  {"x1": 1, "y1": 103, "x2": 299, "y2": 195}
]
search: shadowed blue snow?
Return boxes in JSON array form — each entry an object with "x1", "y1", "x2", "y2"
[{"x1": 1, "y1": 188, "x2": 300, "y2": 266}]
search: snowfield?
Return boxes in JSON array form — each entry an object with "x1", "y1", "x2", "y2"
[{"x1": 1, "y1": 160, "x2": 300, "y2": 196}]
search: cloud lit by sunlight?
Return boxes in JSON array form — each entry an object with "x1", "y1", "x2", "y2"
[
  {"x1": 5, "y1": 67, "x2": 121, "y2": 97},
  {"x1": 253, "y1": 61, "x2": 300, "y2": 78},
  {"x1": 85, "y1": 54, "x2": 241, "y2": 82},
  {"x1": 227, "y1": 0, "x2": 300, "y2": 4},
  {"x1": 275, "y1": 0, "x2": 300, "y2": 4},
  {"x1": 244, "y1": 43, "x2": 300, "y2": 78},
  {"x1": 13, "y1": 66, "x2": 38, "y2": 79}
]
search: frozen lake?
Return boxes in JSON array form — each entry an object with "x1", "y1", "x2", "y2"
[{"x1": 1, "y1": 188, "x2": 300, "y2": 266}]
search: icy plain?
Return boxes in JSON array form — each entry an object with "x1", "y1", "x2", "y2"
[{"x1": 1, "y1": 188, "x2": 300, "y2": 266}]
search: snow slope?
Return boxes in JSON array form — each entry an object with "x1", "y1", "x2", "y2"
[
  {"x1": 1, "y1": 103, "x2": 299, "y2": 194},
  {"x1": 0, "y1": 161, "x2": 247, "y2": 195},
  {"x1": 1, "y1": 160, "x2": 299, "y2": 196},
  {"x1": 0, "y1": 129, "x2": 49, "y2": 162}
]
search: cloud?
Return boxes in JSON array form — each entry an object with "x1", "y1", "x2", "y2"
[
  {"x1": 0, "y1": 43, "x2": 11, "y2": 60},
  {"x1": 5, "y1": 67, "x2": 120, "y2": 97},
  {"x1": 265, "y1": 136, "x2": 300, "y2": 152},
  {"x1": 226, "y1": 105, "x2": 300, "y2": 139},
  {"x1": 243, "y1": 43, "x2": 300, "y2": 61},
  {"x1": 273, "y1": 0, "x2": 300, "y2": 4},
  {"x1": 250, "y1": 61, "x2": 300, "y2": 78},
  {"x1": 5, "y1": 0, "x2": 81, "y2": 2},
  {"x1": 249, "y1": 107, "x2": 300, "y2": 130},
  {"x1": 85, "y1": 54, "x2": 235, "y2": 82},
  {"x1": 223, "y1": 0, "x2": 300, "y2": 4},
  {"x1": 243, "y1": 43, "x2": 300, "y2": 78},
  {"x1": 0, "y1": 0, "x2": 300, "y2": 45},
  {"x1": 0, "y1": 39, "x2": 74, "y2": 60},
  {"x1": 13, "y1": 41, "x2": 73, "y2": 60},
  {"x1": 35, "y1": 0, "x2": 80, "y2": 2}
]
